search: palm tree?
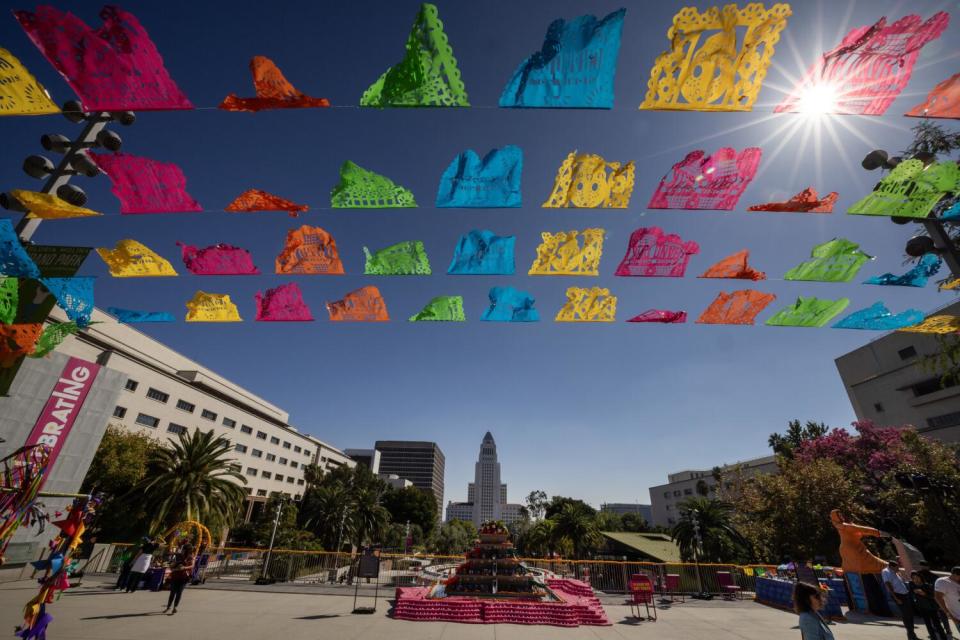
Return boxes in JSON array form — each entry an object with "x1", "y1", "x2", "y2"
[
  {"x1": 551, "y1": 503, "x2": 602, "y2": 559},
  {"x1": 521, "y1": 518, "x2": 557, "y2": 556},
  {"x1": 133, "y1": 429, "x2": 247, "y2": 533},
  {"x1": 303, "y1": 484, "x2": 351, "y2": 549},
  {"x1": 671, "y1": 497, "x2": 750, "y2": 563},
  {"x1": 347, "y1": 483, "x2": 389, "y2": 549}
]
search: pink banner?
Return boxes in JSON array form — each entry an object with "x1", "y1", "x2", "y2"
[
  {"x1": 15, "y1": 5, "x2": 192, "y2": 111},
  {"x1": 91, "y1": 152, "x2": 202, "y2": 214},
  {"x1": 25, "y1": 357, "x2": 101, "y2": 476}
]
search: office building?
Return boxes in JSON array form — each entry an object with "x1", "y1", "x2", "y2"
[
  {"x1": 836, "y1": 301, "x2": 960, "y2": 444},
  {"x1": 374, "y1": 440, "x2": 445, "y2": 513},
  {"x1": 344, "y1": 448, "x2": 381, "y2": 474},
  {"x1": 445, "y1": 432, "x2": 525, "y2": 527},
  {"x1": 600, "y1": 503, "x2": 653, "y2": 524},
  {"x1": 648, "y1": 455, "x2": 778, "y2": 527}
]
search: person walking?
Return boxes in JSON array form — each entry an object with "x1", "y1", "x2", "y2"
[
  {"x1": 164, "y1": 543, "x2": 195, "y2": 615},
  {"x1": 113, "y1": 548, "x2": 134, "y2": 591},
  {"x1": 920, "y1": 562, "x2": 954, "y2": 638},
  {"x1": 125, "y1": 549, "x2": 153, "y2": 593},
  {"x1": 935, "y1": 567, "x2": 960, "y2": 637},
  {"x1": 794, "y1": 581, "x2": 834, "y2": 640},
  {"x1": 911, "y1": 571, "x2": 949, "y2": 640},
  {"x1": 884, "y1": 560, "x2": 919, "y2": 640}
]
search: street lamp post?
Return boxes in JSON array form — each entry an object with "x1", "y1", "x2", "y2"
[{"x1": 259, "y1": 499, "x2": 284, "y2": 583}]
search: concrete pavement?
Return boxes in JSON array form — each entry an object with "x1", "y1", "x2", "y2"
[{"x1": 0, "y1": 577, "x2": 916, "y2": 640}]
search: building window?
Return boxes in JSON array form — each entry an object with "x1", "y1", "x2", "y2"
[
  {"x1": 256, "y1": 489, "x2": 267, "y2": 497},
  {"x1": 275, "y1": 474, "x2": 284, "y2": 482},
  {"x1": 176, "y1": 399, "x2": 195, "y2": 413},
  {"x1": 874, "y1": 402, "x2": 884, "y2": 413},
  {"x1": 241, "y1": 425, "x2": 253, "y2": 434},
  {"x1": 304, "y1": 450, "x2": 311, "y2": 458},
  {"x1": 124, "y1": 379, "x2": 139, "y2": 392},
  {"x1": 684, "y1": 488, "x2": 693, "y2": 495},
  {"x1": 135, "y1": 413, "x2": 159, "y2": 428},
  {"x1": 252, "y1": 449, "x2": 263, "y2": 458},
  {"x1": 898, "y1": 346, "x2": 918, "y2": 360},
  {"x1": 246, "y1": 468, "x2": 257, "y2": 476},
  {"x1": 294, "y1": 446, "x2": 302, "y2": 453},
  {"x1": 201, "y1": 409, "x2": 217, "y2": 421},
  {"x1": 113, "y1": 406, "x2": 127, "y2": 419},
  {"x1": 270, "y1": 436, "x2": 280, "y2": 445},
  {"x1": 256, "y1": 431, "x2": 267, "y2": 440},
  {"x1": 266, "y1": 454, "x2": 276, "y2": 462},
  {"x1": 289, "y1": 461, "x2": 297, "y2": 469},
  {"x1": 294, "y1": 494, "x2": 301, "y2": 501},
  {"x1": 235, "y1": 444, "x2": 248, "y2": 454},
  {"x1": 287, "y1": 477, "x2": 294, "y2": 484},
  {"x1": 297, "y1": 479, "x2": 305, "y2": 486},
  {"x1": 927, "y1": 411, "x2": 960, "y2": 430},
  {"x1": 666, "y1": 505, "x2": 671, "y2": 511},
  {"x1": 167, "y1": 423, "x2": 188, "y2": 435},
  {"x1": 223, "y1": 418, "x2": 236, "y2": 429},
  {"x1": 663, "y1": 492, "x2": 669, "y2": 498},
  {"x1": 146, "y1": 387, "x2": 169, "y2": 403},
  {"x1": 673, "y1": 490, "x2": 681, "y2": 497},
  {"x1": 279, "y1": 457, "x2": 288, "y2": 465},
  {"x1": 262, "y1": 471, "x2": 271, "y2": 479},
  {"x1": 911, "y1": 378, "x2": 955, "y2": 398},
  {"x1": 229, "y1": 463, "x2": 241, "y2": 473},
  {"x1": 283, "y1": 441, "x2": 291, "y2": 449}
]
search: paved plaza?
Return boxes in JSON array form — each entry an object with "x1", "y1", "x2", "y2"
[{"x1": 0, "y1": 577, "x2": 917, "y2": 640}]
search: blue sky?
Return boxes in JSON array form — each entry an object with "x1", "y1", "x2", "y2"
[{"x1": 1, "y1": 0, "x2": 958, "y2": 509}]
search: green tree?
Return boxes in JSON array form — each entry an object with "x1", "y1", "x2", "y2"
[
  {"x1": 621, "y1": 512, "x2": 647, "y2": 532},
  {"x1": 518, "y1": 518, "x2": 557, "y2": 556},
  {"x1": 133, "y1": 429, "x2": 247, "y2": 533},
  {"x1": 768, "y1": 419, "x2": 829, "y2": 459},
  {"x1": 551, "y1": 502, "x2": 602, "y2": 558},
  {"x1": 544, "y1": 496, "x2": 595, "y2": 519},
  {"x1": 300, "y1": 464, "x2": 390, "y2": 550},
  {"x1": 381, "y1": 486, "x2": 438, "y2": 537},
  {"x1": 429, "y1": 519, "x2": 477, "y2": 555},
  {"x1": 80, "y1": 425, "x2": 161, "y2": 541},
  {"x1": 671, "y1": 497, "x2": 750, "y2": 563},
  {"x1": 525, "y1": 490, "x2": 549, "y2": 520},
  {"x1": 595, "y1": 511, "x2": 624, "y2": 532}
]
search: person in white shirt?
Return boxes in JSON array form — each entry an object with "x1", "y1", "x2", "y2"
[
  {"x1": 883, "y1": 560, "x2": 919, "y2": 640},
  {"x1": 935, "y1": 567, "x2": 960, "y2": 636},
  {"x1": 125, "y1": 550, "x2": 154, "y2": 593}
]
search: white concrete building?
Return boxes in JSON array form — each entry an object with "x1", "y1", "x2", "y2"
[
  {"x1": 648, "y1": 455, "x2": 778, "y2": 527},
  {"x1": 445, "y1": 432, "x2": 525, "y2": 527},
  {"x1": 835, "y1": 300, "x2": 960, "y2": 444},
  {"x1": 49, "y1": 308, "x2": 354, "y2": 521}
]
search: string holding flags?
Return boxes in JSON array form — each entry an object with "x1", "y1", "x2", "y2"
[
  {"x1": 648, "y1": 147, "x2": 761, "y2": 211},
  {"x1": 0, "y1": 46, "x2": 59, "y2": 116},
  {"x1": 220, "y1": 56, "x2": 330, "y2": 112},
  {"x1": 907, "y1": 73, "x2": 960, "y2": 120},
  {"x1": 627, "y1": 309, "x2": 687, "y2": 324},
  {"x1": 90, "y1": 153, "x2": 203, "y2": 214},
  {"x1": 9, "y1": 190, "x2": 101, "y2": 219},
  {"x1": 499, "y1": 8, "x2": 626, "y2": 109},
  {"x1": 225, "y1": 189, "x2": 309, "y2": 217},
  {"x1": 14, "y1": 5, "x2": 192, "y2": 111},
  {"x1": 748, "y1": 188, "x2": 838, "y2": 213}
]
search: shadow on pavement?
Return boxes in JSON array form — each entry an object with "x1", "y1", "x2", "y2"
[
  {"x1": 81, "y1": 612, "x2": 168, "y2": 620},
  {"x1": 295, "y1": 614, "x2": 341, "y2": 620}
]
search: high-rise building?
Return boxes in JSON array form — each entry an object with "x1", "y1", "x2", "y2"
[
  {"x1": 836, "y1": 301, "x2": 960, "y2": 444},
  {"x1": 446, "y1": 432, "x2": 525, "y2": 527},
  {"x1": 374, "y1": 440, "x2": 445, "y2": 513},
  {"x1": 601, "y1": 503, "x2": 653, "y2": 524},
  {"x1": 344, "y1": 448, "x2": 381, "y2": 474}
]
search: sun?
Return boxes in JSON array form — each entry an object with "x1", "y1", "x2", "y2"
[{"x1": 796, "y1": 83, "x2": 839, "y2": 117}]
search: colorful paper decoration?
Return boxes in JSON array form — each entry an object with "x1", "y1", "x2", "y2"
[
  {"x1": 14, "y1": 5, "x2": 192, "y2": 111},
  {"x1": 765, "y1": 296, "x2": 850, "y2": 327},
  {"x1": 864, "y1": 254, "x2": 941, "y2": 287},
  {"x1": 639, "y1": 4, "x2": 792, "y2": 112},
  {"x1": 364, "y1": 241, "x2": 431, "y2": 275},
  {"x1": 941, "y1": 278, "x2": 960, "y2": 291},
  {"x1": 555, "y1": 287, "x2": 617, "y2": 322},
  {"x1": 907, "y1": 73, "x2": 960, "y2": 119},
  {"x1": 775, "y1": 13, "x2": 949, "y2": 116},
  {"x1": 648, "y1": 147, "x2": 761, "y2": 210},
  {"x1": 783, "y1": 238, "x2": 870, "y2": 282},
  {"x1": 699, "y1": 249, "x2": 765, "y2": 280},
  {"x1": 898, "y1": 315, "x2": 960, "y2": 335},
  {"x1": 848, "y1": 159, "x2": 960, "y2": 219},
  {"x1": 225, "y1": 189, "x2": 309, "y2": 216},
  {"x1": 447, "y1": 230, "x2": 515, "y2": 275},
  {"x1": 10, "y1": 190, "x2": 101, "y2": 219},
  {"x1": 615, "y1": 227, "x2": 699, "y2": 277},
  {"x1": 0, "y1": 278, "x2": 17, "y2": 324},
  {"x1": 0, "y1": 324, "x2": 42, "y2": 366},
  {"x1": 29, "y1": 322, "x2": 80, "y2": 358},
  {"x1": 0, "y1": 219, "x2": 40, "y2": 278},
  {"x1": 360, "y1": 3, "x2": 468, "y2": 107},
  {"x1": 833, "y1": 302, "x2": 925, "y2": 330},
  {"x1": 40, "y1": 278, "x2": 93, "y2": 327},
  {"x1": 275, "y1": 225, "x2": 344, "y2": 275},
  {"x1": 410, "y1": 296, "x2": 465, "y2": 322},
  {"x1": 436, "y1": 146, "x2": 522, "y2": 208},
  {"x1": 219, "y1": 56, "x2": 330, "y2": 112},
  {"x1": 627, "y1": 309, "x2": 687, "y2": 323},
  {"x1": 0, "y1": 47, "x2": 59, "y2": 115},
  {"x1": 95, "y1": 239, "x2": 177, "y2": 277},
  {"x1": 481, "y1": 286, "x2": 539, "y2": 322},
  {"x1": 177, "y1": 242, "x2": 259, "y2": 276},
  {"x1": 89, "y1": 153, "x2": 202, "y2": 214},
  {"x1": 0, "y1": 445, "x2": 50, "y2": 562},
  {"x1": 747, "y1": 187, "x2": 838, "y2": 213},
  {"x1": 942, "y1": 200, "x2": 960, "y2": 222},
  {"x1": 543, "y1": 152, "x2": 634, "y2": 208},
  {"x1": 184, "y1": 292, "x2": 242, "y2": 322},
  {"x1": 107, "y1": 307, "x2": 174, "y2": 323},
  {"x1": 330, "y1": 161, "x2": 417, "y2": 208},
  {"x1": 499, "y1": 9, "x2": 626, "y2": 109},
  {"x1": 696, "y1": 290, "x2": 776, "y2": 325},
  {"x1": 326, "y1": 286, "x2": 389, "y2": 322},
  {"x1": 528, "y1": 229, "x2": 605, "y2": 276},
  {"x1": 255, "y1": 283, "x2": 313, "y2": 321}
]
